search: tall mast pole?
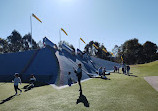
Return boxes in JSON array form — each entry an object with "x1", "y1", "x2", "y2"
[
  {"x1": 30, "y1": 15, "x2": 33, "y2": 49},
  {"x1": 59, "y1": 29, "x2": 61, "y2": 42},
  {"x1": 79, "y1": 39, "x2": 80, "y2": 49}
]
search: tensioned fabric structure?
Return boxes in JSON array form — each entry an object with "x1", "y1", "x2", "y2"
[{"x1": 0, "y1": 38, "x2": 120, "y2": 86}]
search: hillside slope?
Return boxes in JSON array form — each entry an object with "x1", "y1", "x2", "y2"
[{"x1": 0, "y1": 61, "x2": 158, "y2": 111}]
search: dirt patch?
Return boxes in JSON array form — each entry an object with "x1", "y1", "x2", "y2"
[{"x1": 144, "y1": 76, "x2": 158, "y2": 91}]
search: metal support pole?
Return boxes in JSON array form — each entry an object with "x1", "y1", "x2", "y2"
[
  {"x1": 59, "y1": 29, "x2": 61, "y2": 42},
  {"x1": 59, "y1": 29, "x2": 62, "y2": 48},
  {"x1": 79, "y1": 39, "x2": 80, "y2": 49},
  {"x1": 30, "y1": 15, "x2": 33, "y2": 49}
]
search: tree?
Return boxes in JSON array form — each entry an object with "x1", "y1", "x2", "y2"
[
  {"x1": 112, "y1": 45, "x2": 122, "y2": 63},
  {"x1": 37, "y1": 40, "x2": 44, "y2": 48},
  {"x1": 0, "y1": 38, "x2": 9, "y2": 53},
  {"x1": 143, "y1": 41, "x2": 158, "y2": 62},
  {"x1": 117, "y1": 38, "x2": 144, "y2": 64},
  {"x1": 22, "y1": 33, "x2": 39, "y2": 50},
  {"x1": 97, "y1": 44, "x2": 110, "y2": 59},
  {"x1": 84, "y1": 41, "x2": 110, "y2": 60},
  {"x1": 115, "y1": 38, "x2": 158, "y2": 64},
  {"x1": 2, "y1": 30, "x2": 39, "y2": 53},
  {"x1": 84, "y1": 41, "x2": 98, "y2": 56},
  {"x1": 112, "y1": 45, "x2": 119, "y2": 57},
  {"x1": 7, "y1": 30, "x2": 23, "y2": 52},
  {"x1": 84, "y1": 41, "x2": 94, "y2": 55}
]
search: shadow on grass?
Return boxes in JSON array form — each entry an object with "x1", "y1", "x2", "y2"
[
  {"x1": 129, "y1": 75, "x2": 138, "y2": 77},
  {"x1": 126, "y1": 72, "x2": 138, "y2": 77},
  {"x1": 76, "y1": 91, "x2": 90, "y2": 107},
  {"x1": 117, "y1": 72, "x2": 137, "y2": 77},
  {"x1": 123, "y1": 73, "x2": 138, "y2": 77},
  {"x1": 94, "y1": 76, "x2": 111, "y2": 80},
  {"x1": 0, "y1": 94, "x2": 16, "y2": 104},
  {"x1": 23, "y1": 85, "x2": 33, "y2": 92},
  {"x1": 22, "y1": 82, "x2": 48, "y2": 92}
]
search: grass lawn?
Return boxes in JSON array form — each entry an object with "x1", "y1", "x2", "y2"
[{"x1": 0, "y1": 61, "x2": 158, "y2": 111}]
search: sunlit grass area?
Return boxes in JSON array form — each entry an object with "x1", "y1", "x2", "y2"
[{"x1": 0, "y1": 61, "x2": 158, "y2": 111}]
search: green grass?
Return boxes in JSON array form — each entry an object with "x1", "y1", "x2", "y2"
[{"x1": 0, "y1": 61, "x2": 158, "y2": 111}]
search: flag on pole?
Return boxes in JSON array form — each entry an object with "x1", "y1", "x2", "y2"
[
  {"x1": 102, "y1": 48, "x2": 107, "y2": 53},
  {"x1": 61, "y1": 28, "x2": 68, "y2": 36},
  {"x1": 121, "y1": 56, "x2": 123, "y2": 61},
  {"x1": 32, "y1": 13, "x2": 42, "y2": 23},
  {"x1": 93, "y1": 44, "x2": 99, "y2": 49},
  {"x1": 80, "y1": 38, "x2": 86, "y2": 44}
]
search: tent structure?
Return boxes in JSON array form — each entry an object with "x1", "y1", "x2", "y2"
[{"x1": 0, "y1": 37, "x2": 120, "y2": 86}]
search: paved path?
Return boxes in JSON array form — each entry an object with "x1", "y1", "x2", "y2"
[{"x1": 144, "y1": 76, "x2": 158, "y2": 91}]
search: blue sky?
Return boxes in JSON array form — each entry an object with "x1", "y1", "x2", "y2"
[{"x1": 0, "y1": 0, "x2": 158, "y2": 51}]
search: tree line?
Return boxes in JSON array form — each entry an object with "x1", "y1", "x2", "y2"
[
  {"x1": 0, "y1": 30, "x2": 157, "y2": 64},
  {"x1": 84, "y1": 41, "x2": 112, "y2": 61},
  {"x1": 0, "y1": 30, "x2": 39, "y2": 53},
  {"x1": 84, "y1": 38, "x2": 158, "y2": 64},
  {"x1": 84, "y1": 39, "x2": 158, "y2": 64},
  {"x1": 112, "y1": 38, "x2": 158, "y2": 64}
]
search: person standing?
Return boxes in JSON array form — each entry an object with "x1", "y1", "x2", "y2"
[
  {"x1": 126, "y1": 65, "x2": 130, "y2": 76},
  {"x1": 13, "y1": 73, "x2": 22, "y2": 95},
  {"x1": 74, "y1": 64, "x2": 82, "y2": 91},
  {"x1": 116, "y1": 66, "x2": 119, "y2": 73},
  {"x1": 124, "y1": 64, "x2": 127, "y2": 74},
  {"x1": 114, "y1": 66, "x2": 117, "y2": 73},
  {"x1": 122, "y1": 64, "x2": 124, "y2": 74},
  {"x1": 122, "y1": 63, "x2": 127, "y2": 74}
]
